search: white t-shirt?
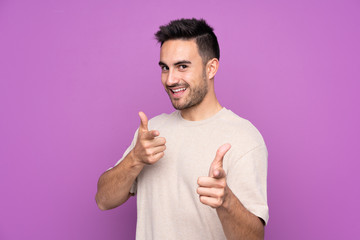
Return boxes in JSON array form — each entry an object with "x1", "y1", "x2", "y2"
[{"x1": 115, "y1": 108, "x2": 269, "y2": 239}]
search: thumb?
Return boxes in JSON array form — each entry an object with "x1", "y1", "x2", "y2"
[
  {"x1": 209, "y1": 143, "x2": 231, "y2": 176},
  {"x1": 213, "y1": 168, "x2": 226, "y2": 179},
  {"x1": 138, "y1": 111, "x2": 149, "y2": 131}
]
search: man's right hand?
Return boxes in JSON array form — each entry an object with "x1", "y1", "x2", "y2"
[{"x1": 131, "y1": 111, "x2": 166, "y2": 165}]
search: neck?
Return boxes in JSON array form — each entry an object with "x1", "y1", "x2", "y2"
[{"x1": 180, "y1": 89, "x2": 222, "y2": 121}]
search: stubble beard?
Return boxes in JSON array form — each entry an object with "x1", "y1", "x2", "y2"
[{"x1": 168, "y1": 72, "x2": 208, "y2": 110}]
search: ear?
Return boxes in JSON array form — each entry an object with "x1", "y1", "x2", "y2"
[{"x1": 206, "y1": 58, "x2": 219, "y2": 80}]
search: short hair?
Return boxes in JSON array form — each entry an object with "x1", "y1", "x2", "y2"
[{"x1": 155, "y1": 18, "x2": 220, "y2": 64}]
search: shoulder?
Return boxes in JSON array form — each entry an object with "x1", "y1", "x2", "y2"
[
  {"x1": 220, "y1": 109, "x2": 266, "y2": 149},
  {"x1": 220, "y1": 109, "x2": 268, "y2": 174}
]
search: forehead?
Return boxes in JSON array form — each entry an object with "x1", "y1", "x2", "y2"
[{"x1": 160, "y1": 39, "x2": 201, "y2": 64}]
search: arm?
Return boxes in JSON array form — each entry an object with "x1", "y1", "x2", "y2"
[
  {"x1": 197, "y1": 144, "x2": 264, "y2": 240},
  {"x1": 216, "y1": 186, "x2": 264, "y2": 240},
  {"x1": 95, "y1": 150, "x2": 144, "y2": 210},
  {"x1": 95, "y1": 112, "x2": 166, "y2": 210}
]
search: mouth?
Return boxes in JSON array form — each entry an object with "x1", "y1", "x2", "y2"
[
  {"x1": 168, "y1": 87, "x2": 187, "y2": 98},
  {"x1": 171, "y1": 87, "x2": 186, "y2": 93}
]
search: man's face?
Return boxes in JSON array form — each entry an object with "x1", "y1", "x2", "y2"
[{"x1": 159, "y1": 39, "x2": 208, "y2": 110}]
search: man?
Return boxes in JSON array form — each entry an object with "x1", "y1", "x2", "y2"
[{"x1": 96, "y1": 18, "x2": 268, "y2": 240}]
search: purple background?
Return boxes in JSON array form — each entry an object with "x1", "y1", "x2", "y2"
[{"x1": 1, "y1": 0, "x2": 359, "y2": 239}]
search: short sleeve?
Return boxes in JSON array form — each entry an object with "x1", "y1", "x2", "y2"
[
  {"x1": 108, "y1": 129, "x2": 139, "y2": 194},
  {"x1": 226, "y1": 144, "x2": 269, "y2": 224}
]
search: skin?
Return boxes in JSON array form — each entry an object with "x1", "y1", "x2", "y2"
[
  {"x1": 198, "y1": 143, "x2": 265, "y2": 240},
  {"x1": 159, "y1": 39, "x2": 222, "y2": 121},
  {"x1": 95, "y1": 111, "x2": 166, "y2": 210},
  {"x1": 96, "y1": 39, "x2": 264, "y2": 239}
]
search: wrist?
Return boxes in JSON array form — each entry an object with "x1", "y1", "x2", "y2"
[
  {"x1": 130, "y1": 150, "x2": 145, "y2": 169},
  {"x1": 219, "y1": 185, "x2": 232, "y2": 211}
]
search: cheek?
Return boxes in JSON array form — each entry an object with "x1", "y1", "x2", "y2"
[
  {"x1": 161, "y1": 74, "x2": 167, "y2": 86},
  {"x1": 182, "y1": 71, "x2": 194, "y2": 82},
  {"x1": 186, "y1": 72, "x2": 202, "y2": 86}
]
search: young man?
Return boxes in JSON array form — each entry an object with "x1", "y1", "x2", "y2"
[{"x1": 96, "y1": 18, "x2": 268, "y2": 240}]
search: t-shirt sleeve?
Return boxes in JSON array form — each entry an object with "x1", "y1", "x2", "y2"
[
  {"x1": 109, "y1": 129, "x2": 139, "y2": 194},
  {"x1": 226, "y1": 144, "x2": 269, "y2": 225}
]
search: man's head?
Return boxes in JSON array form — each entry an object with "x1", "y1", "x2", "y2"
[
  {"x1": 155, "y1": 18, "x2": 220, "y2": 112},
  {"x1": 155, "y1": 18, "x2": 220, "y2": 65}
]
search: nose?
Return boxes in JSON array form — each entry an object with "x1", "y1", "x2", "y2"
[{"x1": 165, "y1": 68, "x2": 179, "y2": 87}]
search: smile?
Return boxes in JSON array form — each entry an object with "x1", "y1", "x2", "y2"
[{"x1": 171, "y1": 88, "x2": 187, "y2": 93}]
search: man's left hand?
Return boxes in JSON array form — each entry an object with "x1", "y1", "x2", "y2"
[{"x1": 197, "y1": 143, "x2": 231, "y2": 208}]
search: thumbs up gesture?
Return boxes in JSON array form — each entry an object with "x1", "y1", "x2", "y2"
[
  {"x1": 197, "y1": 143, "x2": 231, "y2": 208},
  {"x1": 131, "y1": 112, "x2": 166, "y2": 165}
]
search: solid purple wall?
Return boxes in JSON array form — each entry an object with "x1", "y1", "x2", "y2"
[{"x1": 1, "y1": 0, "x2": 359, "y2": 239}]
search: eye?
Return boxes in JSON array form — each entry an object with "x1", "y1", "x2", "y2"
[
  {"x1": 179, "y1": 65, "x2": 188, "y2": 70},
  {"x1": 161, "y1": 65, "x2": 169, "y2": 72}
]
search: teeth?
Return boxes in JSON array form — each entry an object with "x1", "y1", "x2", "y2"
[{"x1": 172, "y1": 88, "x2": 186, "y2": 93}]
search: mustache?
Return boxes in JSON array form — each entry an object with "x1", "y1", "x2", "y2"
[{"x1": 166, "y1": 83, "x2": 189, "y2": 88}]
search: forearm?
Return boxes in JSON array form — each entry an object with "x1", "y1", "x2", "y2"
[
  {"x1": 217, "y1": 187, "x2": 264, "y2": 240},
  {"x1": 95, "y1": 150, "x2": 143, "y2": 210}
]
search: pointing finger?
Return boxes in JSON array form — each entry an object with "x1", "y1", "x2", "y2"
[
  {"x1": 197, "y1": 176, "x2": 226, "y2": 188},
  {"x1": 211, "y1": 143, "x2": 231, "y2": 169},
  {"x1": 138, "y1": 111, "x2": 148, "y2": 131},
  {"x1": 143, "y1": 130, "x2": 160, "y2": 140}
]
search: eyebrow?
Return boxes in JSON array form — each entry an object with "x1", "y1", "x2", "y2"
[{"x1": 158, "y1": 60, "x2": 192, "y2": 67}]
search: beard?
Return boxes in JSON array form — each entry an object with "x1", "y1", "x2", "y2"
[{"x1": 167, "y1": 71, "x2": 208, "y2": 110}]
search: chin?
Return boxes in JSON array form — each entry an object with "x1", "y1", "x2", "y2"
[
  {"x1": 171, "y1": 101, "x2": 186, "y2": 110},
  {"x1": 171, "y1": 103, "x2": 184, "y2": 110},
  {"x1": 171, "y1": 100, "x2": 198, "y2": 111}
]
